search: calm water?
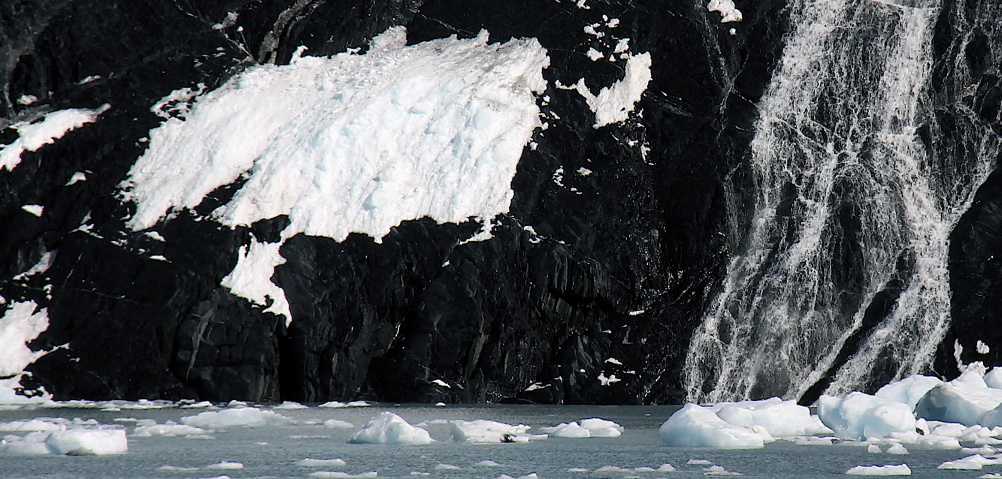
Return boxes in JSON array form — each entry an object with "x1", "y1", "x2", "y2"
[{"x1": 0, "y1": 403, "x2": 990, "y2": 478}]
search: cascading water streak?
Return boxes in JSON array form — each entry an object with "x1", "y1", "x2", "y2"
[{"x1": 683, "y1": 0, "x2": 995, "y2": 403}]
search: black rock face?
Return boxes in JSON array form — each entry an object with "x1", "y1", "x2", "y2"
[{"x1": 2, "y1": 0, "x2": 996, "y2": 404}]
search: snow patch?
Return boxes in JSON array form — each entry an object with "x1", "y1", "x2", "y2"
[
  {"x1": 1, "y1": 105, "x2": 109, "y2": 172},
  {"x1": 122, "y1": 27, "x2": 548, "y2": 324},
  {"x1": 122, "y1": 27, "x2": 547, "y2": 241},
  {"x1": 0, "y1": 302, "x2": 51, "y2": 377},
  {"x1": 573, "y1": 53, "x2": 652, "y2": 128},
  {"x1": 708, "y1": 0, "x2": 743, "y2": 23}
]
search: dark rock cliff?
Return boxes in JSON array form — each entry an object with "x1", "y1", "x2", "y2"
[{"x1": 3, "y1": 0, "x2": 996, "y2": 404}]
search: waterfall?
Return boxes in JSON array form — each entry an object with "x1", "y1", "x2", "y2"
[{"x1": 683, "y1": 0, "x2": 996, "y2": 403}]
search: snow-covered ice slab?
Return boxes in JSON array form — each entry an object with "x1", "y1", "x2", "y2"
[{"x1": 349, "y1": 411, "x2": 432, "y2": 445}]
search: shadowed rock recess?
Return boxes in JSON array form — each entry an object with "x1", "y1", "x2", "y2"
[{"x1": 0, "y1": 0, "x2": 998, "y2": 404}]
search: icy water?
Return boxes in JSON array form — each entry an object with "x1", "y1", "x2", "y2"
[{"x1": 0, "y1": 403, "x2": 993, "y2": 478}]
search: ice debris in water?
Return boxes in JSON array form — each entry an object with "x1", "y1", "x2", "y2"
[
  {"x1": 45, "y1": 429, "x2": 128, "y2": 455},
  {"x1": 349, "y1": 411, "x2": 432, "y2": 445},
  {"x1": 132, "y1": 422, "x2": 208, "y2": 437},
  {"x1": 661, "y1": 398, "x2": 829, "y2": 448},
  {"x1": 308, "y1": 472, "x2": 377, "y2": 478},
  {"x1": 449, "y1": 419, "x2": 533, "y2": 443},
  {"x1": 540, "y1": 417, "x2": 624, "y2": 438},
  {"x1": 180, "y1": 407, "x2": 290, "y2": 429},
  {"x1": 297, "y1": 458, "x2": 347, "y2": 467},
  {"x1": 661, "y1": 404, "x2": 766, "y2": 448},
  {"x1": 845, "y1": 464, "x2": 911, "y2": 475},
  {"x1": 319, "y1": 401, "x2": 370, "y2": 408}
]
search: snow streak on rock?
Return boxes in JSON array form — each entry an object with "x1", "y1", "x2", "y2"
[
  {"x1": 684, "y1": 0, "x2": 995, "y2": 402},
  {"x1": 0, "y1": 106, "x2": 109, "y2": 171}
]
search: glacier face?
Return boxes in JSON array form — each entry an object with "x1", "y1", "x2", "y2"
[{"x1": 0, "y1": 0, "x2": 1000, "y2": 405}]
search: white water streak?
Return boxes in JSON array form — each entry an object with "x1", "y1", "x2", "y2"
[{"x1": 683, "y1": 0, "x2": 993, "y2": 403}]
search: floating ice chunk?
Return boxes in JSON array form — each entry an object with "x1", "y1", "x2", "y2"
[
  {"x1": 579, "y1": 418, "x2": 624, "y2": 437},
  {"x1": 714, "y1": 397, "x2": 830, "y2": 437},
  {"x1": 435, "y1": 464, "x2": 460, "y2": 470},
  {"x1": 180, "y1": 400, "x2": 215, "y2": 409},
  {"x1": 180, "y1": 407, "x2": 290, "y2": 429},
  {"x1": 324, "y1": 419, "x2": 355, "y2": 429},
  {"x1": 916, "y1": 371, "x2": 1002, "y2": 426},
  {"x1": 0, "y1": 419, "x2": 64, "y2": 432},
  {"x1": 660, "y1": 404, "x2": 764, "y2": 449},
  {"x1": 296, "y1": 458, "x2": 347, "y2": 467},
  {"x1": 308, "y1": 472, "x2": 377, "y2": 479},
  {"x1": 273, "y1": 401, "x2": 308, "y2": 409},
  {"x1": 593, "y1": 465, "x2": 632, "y2": 474},
  {"x1": 704, "y1": 465, "x2": 742, "y2": 475},
  {"x1": 319, "y1": 401, "x2": 370, "y2": 408},
  {"x1": 544, "y1": 422, "x2": 591, "y2": 438},
  {"x1": 496, "y1": 474, "x2": 538, "y2": 479},
  {"x1": 46, "y1": 429, "x2": 127, "y2": 455},
  {"x1": 132, "y1": 423, "x2": 208, "y2": 437},
  {"x1": 0, "y1": 431, "x2": 53, "y2": 455},
  {"x1": 886, "y1": 443, "x2": 909, "y2": 455},
  {"x1": 875, "y1": 375, "x2": 942, "y2": 410},
  {"x1": 476, "y1": 460, "x2": 502, "y2": 467},
  {"x1": 573, "y1": 53, "x2": 652, "y2": 128},
  {"x1": 205, "y1": 461, "x2": 244, "y2": 470},
  {"x1": 845, "y1": 464, "x2": 911, "y2": 475},
  {"x1": 937, "y1": 454, "x2": 1002, "y2": 470},
  {"x1": 349, "y1": 412, "x2": 432, "y2": 445},
  {"x1": 450, "y1": 419, "x2": 531, "y2": 443},
  {"x1": 158, "y1": 465, "x2": 200, "y2": 472},
  {"x1": 817, "y1": 393, "x2": 916, "y2": 440},
  {"x1": 658, "y1": 463, "x2": 676, "y2": 471}
]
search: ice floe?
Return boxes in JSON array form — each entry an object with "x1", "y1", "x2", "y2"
[{"x1": 348, "y1": 411, "x2": 432, "y2": 445}]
